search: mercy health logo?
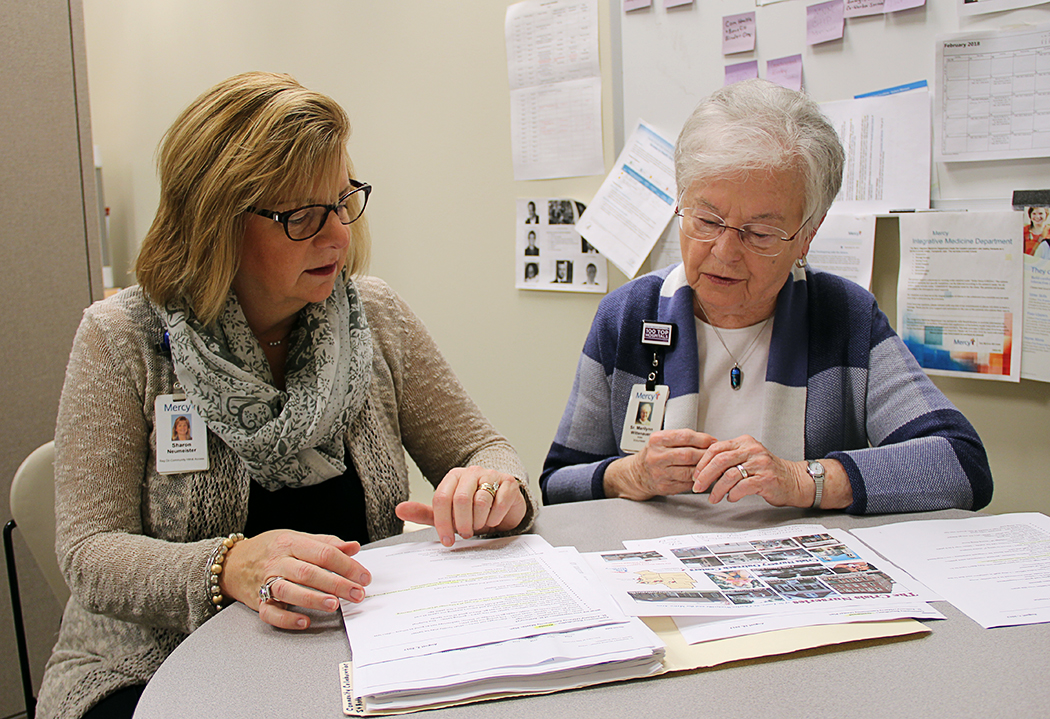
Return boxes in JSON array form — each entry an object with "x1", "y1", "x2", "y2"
[{"x1": 953, "y1": 338, "x2": 977, "y2": 347}]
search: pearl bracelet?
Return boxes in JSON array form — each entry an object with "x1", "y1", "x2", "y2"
[{"x1": 207, "y1": 532, "x2": 244, "y2": 610}]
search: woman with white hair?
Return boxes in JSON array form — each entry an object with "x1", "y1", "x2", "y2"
[{"x1": 542, "y1": 79, "x2": 991, "y2": 515}]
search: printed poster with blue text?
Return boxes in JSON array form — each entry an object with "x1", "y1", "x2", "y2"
[{"x1": 897, "y1": 211, "x2": 1023, "y2": 381}]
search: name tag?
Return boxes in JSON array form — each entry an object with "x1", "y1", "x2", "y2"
[
  {"x1": 620, "y1": 384, "x2": 669, "y2": 453},
  {"x1": 154, "y1": 394, "x2": 209, "y2": 474}
]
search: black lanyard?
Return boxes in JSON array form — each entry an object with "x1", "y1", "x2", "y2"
[{"x1": 640, "y1": 321, "x2": 676, "y2": 391}]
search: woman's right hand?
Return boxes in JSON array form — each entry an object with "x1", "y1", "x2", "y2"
[
  {"x1": 603, "y1": 429, "x2": 716, "y2": 501},
  {"x1": 220, "y1": 530, "x2": 372, "y2": 630}
]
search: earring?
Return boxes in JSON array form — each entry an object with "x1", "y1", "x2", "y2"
[{"x1": 795, "y1": 256, "x2": 807, "y2": 268}]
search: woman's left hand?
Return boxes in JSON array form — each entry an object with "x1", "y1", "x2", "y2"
[
  {"x1": 691, "y1": 435, "x2": 813, "y2": 507},
  {"x1": 395, "y1": 467, "x2": 526, "y2": 547}
]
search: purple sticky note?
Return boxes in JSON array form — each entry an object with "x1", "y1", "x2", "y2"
[
  {"x1": 725, "y1": 60, "x2": 760, "y2": 86},
  {"x1": 665, "y1": 0, "x2": 693, "y2": 7},
  {"x1": 766, "y1": 54, "x2": 803, "y2": 92},
  {"x1": 624, "y1": 0, "x2": 652, "y2": 10},
  {"x1": 806, "y1": 0, "x2": 845, "y2": 46},
  {"x1": 723, "y1": 12, "x2": 756, "y2": 56}
]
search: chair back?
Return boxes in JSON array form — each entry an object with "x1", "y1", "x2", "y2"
[{"x1": 10, "y1": 441, "x2": 70, "y2": 605}]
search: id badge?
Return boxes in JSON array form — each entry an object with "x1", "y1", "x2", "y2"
[
  {"x1": 155, "y1": 394, "x2": 209, "y2": 474},
  {"x1": 620, "y1": 384, "x2": 669, "y2": 453}
]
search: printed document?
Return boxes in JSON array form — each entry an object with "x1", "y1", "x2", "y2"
[
  {"x1": 515, "y1": 198, "x2": 607, "y2": 293},
  {"x1": 587, "y1": 524, "x2": 934, "y2": 618},
  {"x1": 576, "y1": 121, "x2": 676, "y2": 278},
  {"x1": 853, "y1": 513, "x2": 1050, "y2": 629},
  {"x1": 505, "y1": 0, "x2": 604, "y2": 181},
  {"x1": 808, "y1": 213, "x2": 877, "y2": 289},
  {"x1": 341, "y1": 537, "x2": 663, "y2": 713},
  {"x1": 935, "y1": 25, "x2": 1050, "y2": 161},
  {"x1": 1023, "y1": 256, "x2": 1050, "y2": 382},
  {"x1": 820, "y1": 90, "x2": 931, "y2": 213},
  {"x1": 341, "y1": 535, "x2": 627, "y2": 667},
  {"x1": 897, "y1": 211, "x2": 1023, "y2": 381}
]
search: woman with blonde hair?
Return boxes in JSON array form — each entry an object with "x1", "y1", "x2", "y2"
[
  {"x1": 170, "y1": 415, "x2": 191, "y2": 441},
  {"x1": 39, "y1": 72, "x2": 534, "y2": 719}
]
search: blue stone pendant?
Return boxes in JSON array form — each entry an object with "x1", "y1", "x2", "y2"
[{"x1": 730, "y1": 365, "x2": 743, "y2": 391}]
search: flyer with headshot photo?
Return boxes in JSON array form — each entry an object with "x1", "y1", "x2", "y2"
[{"x1": 515, "y1": 198, "x2": 608, "y2": 293}]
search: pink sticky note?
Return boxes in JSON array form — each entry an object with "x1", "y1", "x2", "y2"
[
  {"x1": 844, "y1": 0, "x2": 885, "y2": 17},
  {"x1": 723, "y1": 12, "x2": 756, "y2": 56},
  {"x1": 885, "y1": 0, "x2": 924, "y2": 11},
  {"x1": 806, "y1": 0, "x2": 845, "y2": 46},
  {"x1": 766, "y1": 55, "x2": 803, "y2": 92},
  {"x1": 725, "y1": 60, "x2": 760, "y2": 87},
  {"x1": 665, "y1": 0, "x2": 693, "y2": 7},
  {"x1": 624, "y1": 0, "x2": 652, "y2": 10}
]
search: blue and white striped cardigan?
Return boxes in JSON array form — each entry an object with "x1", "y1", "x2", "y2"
[{"x1": 541, "y1": 263, "x2": 992, "y2": 514}]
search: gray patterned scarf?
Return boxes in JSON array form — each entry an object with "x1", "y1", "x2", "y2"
[{"x1": 157, "y1": 276, "x2": 373, "y2": 490}]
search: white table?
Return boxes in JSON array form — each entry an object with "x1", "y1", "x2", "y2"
[{"x1": 134, "y1": 495, "x2": 1050, "y2": 718}]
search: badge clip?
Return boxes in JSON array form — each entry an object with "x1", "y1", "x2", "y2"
[{"x1": 640, "y1": 321, "x2": 676, "y2": 391}]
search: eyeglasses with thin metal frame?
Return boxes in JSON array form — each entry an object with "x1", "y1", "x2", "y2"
[
  {"x1": 674, "y1": 203, "x2": 811, "y2": 258},
  {"x1": 246, "y1": 179, "x2": 371, "y2": 241}
]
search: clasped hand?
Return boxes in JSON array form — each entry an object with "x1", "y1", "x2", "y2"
[
  {"x1": 223, "y1": 466, "x2": 526, "y2": 630},
  {"x1": 607, "y1": 430, "x2": 810, "y2": 507}
]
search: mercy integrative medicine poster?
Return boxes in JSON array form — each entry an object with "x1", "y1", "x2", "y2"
[{"x1": 896, "y1": 211, "x2": 1023, "y2": 382}]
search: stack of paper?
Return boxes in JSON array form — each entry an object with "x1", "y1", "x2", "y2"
[
  {"x1": 340, "y1": 535, "x2": 664, "y2": 714},
  {"x1": 583, "y1": 524, "x2": 943, "y2": 645},
  {"x1": 339, "y1": 527, "x2": 939, "y2": 715}
]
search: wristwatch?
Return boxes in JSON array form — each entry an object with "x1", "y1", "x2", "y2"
[{"x1": 807, "y1": 461, "x2": 825, "y2": 509}]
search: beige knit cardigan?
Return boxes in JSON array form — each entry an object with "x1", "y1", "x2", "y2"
[{"x1": 37, "y1": 276, "x2": 534, "y2": 719}]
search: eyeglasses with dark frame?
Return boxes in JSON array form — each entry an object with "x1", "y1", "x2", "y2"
[
  {"x1": 247, "y1": 179, "x2": 371, "y2": 241},
  {"x1": 674, "y1": 203, "x2": 810, "y2": 258}
]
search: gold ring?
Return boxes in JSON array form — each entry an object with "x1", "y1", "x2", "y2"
[{"x1": 478, "y1": 482, "x2": 499, "y2": 500}]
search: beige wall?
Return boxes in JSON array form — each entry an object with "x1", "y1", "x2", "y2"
[{"x1": 80, "y1": 0, "x2": 1049, "y2": 523}]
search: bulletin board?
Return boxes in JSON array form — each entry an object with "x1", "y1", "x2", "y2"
[{"x1": 615, "y1": 0, "x2": 1050, "y2": 205}]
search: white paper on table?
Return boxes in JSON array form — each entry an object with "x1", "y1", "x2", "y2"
[
  {"x1": 820, "y1": 90, "x2": 931, "y2": 214},
  {"x1": 341, "y1": 535, "x2": 628, "y2": 667},
  {"x1": 808, "y1": 213, "x2": 876, "y2": 290},
  {"x1": 585, "y1": 525, "x2": 936, "y2": 619},
  {"x1": 576, "y1": 121, "x2": 676, "y2": 278},
  {"x1": 766, "y1": 55, "x2": 803, "y2": 92},
  {"x1": 674, "y1": 602, "x2": 944, "y2": 644},
  {"x1": 935, "y1": 25, "x2": 1050, "y2": 161},
  {"x1": 852, "y1": 513, "x2": 1050, "y2": 629},
  {"x1": 505, "y1": 0, "x2": 604, "y2": 181},
  {"x1": 897, "y1": 211, "x2": 1023, "y2": 382},
  {"x1": 354, "y1": 617, "x2": 663, "y2": 699},
  {"x1": 1022, "y1": 256, "x2": 1050, "y2": 382}
]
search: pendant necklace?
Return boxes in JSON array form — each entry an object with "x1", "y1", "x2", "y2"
[{"x1": 698, "y1": 303, "x2": 772, "y2": 391}]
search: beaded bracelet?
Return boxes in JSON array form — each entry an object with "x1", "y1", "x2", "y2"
[{"x1": 207, "y1": 532, "x2": 245, "y2": 610}]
